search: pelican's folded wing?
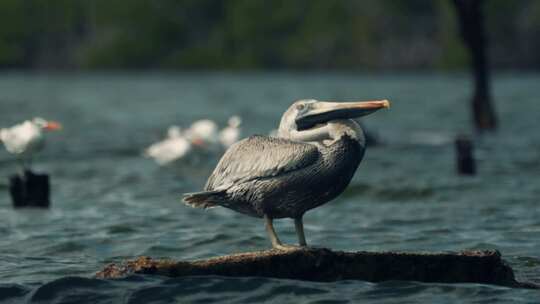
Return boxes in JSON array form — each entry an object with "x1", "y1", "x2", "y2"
[{"x1": 205, "y1": 135, "x2": 319, "y2": 190}]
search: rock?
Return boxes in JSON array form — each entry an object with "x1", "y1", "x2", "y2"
[{"x1": 96, "y1": 248, "x2": 537, "y2": 288}]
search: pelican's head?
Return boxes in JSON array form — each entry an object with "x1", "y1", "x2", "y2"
[
  {"x1": 278, "y1": 99, "x2": 389, "y2": 142},
  {"x1": 32, "y1": 117, "x2": 62, "y2": 131}
]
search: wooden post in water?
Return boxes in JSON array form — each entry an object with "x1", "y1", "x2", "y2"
[
  {"x1": 452, "y1": 0, "x2": 497, "y2": 131},
  {"x1": 455, "y1": 134, "x2": 476, "y2": 175},
  {"x1": 9, "y1": 170, "x2": 50, "y2": 208}
]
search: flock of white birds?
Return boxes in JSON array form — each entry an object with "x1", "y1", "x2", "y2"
[
  {"x1": 143, "y1": 116, "x2": 242, "y2": 165},
  {"x1": 0, "y1": 116, "x2": 242, "y2": 170}
]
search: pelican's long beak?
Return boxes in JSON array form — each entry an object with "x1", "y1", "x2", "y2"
[
  {"x1": 296, "y1": 100, "x2": 390, "y2": 130},
  {"x1": 44, "y1": 121, "x2": 62, "y2": 131}
]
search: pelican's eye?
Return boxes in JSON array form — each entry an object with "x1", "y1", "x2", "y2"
[{"x1": 296, "y1": 103, "x2": 307, "y2": 112}]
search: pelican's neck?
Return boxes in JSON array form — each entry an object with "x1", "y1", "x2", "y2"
[
  {"x1": 280, "y1": 119, "x2": 365, "y2": 147},
  {"x1": 326, "y1": 119, "x2": 365, "y2": 147}
]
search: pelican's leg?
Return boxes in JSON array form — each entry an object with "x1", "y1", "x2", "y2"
[
  {"x1": 264, "y1": 215, "x2": 299, "y2": 250},
  {"x1": 264, "y1": 214, "x2": 283, "y2": 248},
  {"x1": 294, "y1": 217, "x2": 307, "y2": 247}
]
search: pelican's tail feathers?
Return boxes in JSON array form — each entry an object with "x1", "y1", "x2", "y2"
[{"x1": 182, "y1": 190, "x2": 225, "y2": 209}]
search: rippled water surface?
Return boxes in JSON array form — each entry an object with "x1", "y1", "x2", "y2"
[{"x1": 0, "y1": 72, "x2": 539, "y2": 303}]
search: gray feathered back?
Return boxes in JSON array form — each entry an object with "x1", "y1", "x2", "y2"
[{"x1": 205, "y1": 135, "x2": 319, "y2": 190}]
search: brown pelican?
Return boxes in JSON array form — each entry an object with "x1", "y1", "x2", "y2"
[{"x1": 183, "y1": 99, "x2": 390, "y2": 249}]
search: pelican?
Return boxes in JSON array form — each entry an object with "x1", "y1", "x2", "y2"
[
  {"x1": 144, "y1": 126, "x2": 193, "y2": 165},
  {"x1": 219, "y1": 116, "x2": 242, "y2": 148},
  {"x1": 0, "y1": 117, "x2": 62, "y2": 171},
  {"x1": 183, "y1": 99, "x2": 389, "y2": 249}
]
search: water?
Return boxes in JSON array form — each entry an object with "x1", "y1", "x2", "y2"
[{"x1": 0, "y1": 72, "x2": 539, "y2": 303}]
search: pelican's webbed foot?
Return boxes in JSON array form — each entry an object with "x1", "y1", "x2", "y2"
[{"x1": 272, "y1": 243, "x2": 303, "y2": 251}]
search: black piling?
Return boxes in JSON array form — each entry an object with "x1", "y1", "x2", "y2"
[
  {"x1": 452, "y1": 0, "x2": 497, "y2": 131},
  {"x1": 455, "y1": 135, "x2": 476, "y2": 175},
  {"x1": 9, "y1": 170, "x2": 50, "y2": 208}
]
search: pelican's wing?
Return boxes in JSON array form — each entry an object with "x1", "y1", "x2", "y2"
[{"x1": 205, "y1": 135, "x2": 319, "y2": 190}]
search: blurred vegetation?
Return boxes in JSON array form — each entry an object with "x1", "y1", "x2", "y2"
[{"x1": 0, "y1": 0, "x2": 538, "y2": 70}]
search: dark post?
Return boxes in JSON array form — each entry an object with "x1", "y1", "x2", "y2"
[
  {"x1": 9, "y1": 170, "x2": 50, "y2": 208},
  {"x1": 455, "y1": 135, "x2": 476, "y2": 175},
  {"x1": 452, "y1": 0, "x2": 497, "y2": 131}
]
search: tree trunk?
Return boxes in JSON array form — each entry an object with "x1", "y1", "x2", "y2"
[
  {"x1": 452, "y1": 0, "x2": 497, "y2": 131},
  {"x1": 96, "y1": 248, "x2": 537, "y2": 288}
]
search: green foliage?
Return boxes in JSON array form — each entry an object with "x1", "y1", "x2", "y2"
[
  {"x1": 436, "y1": 0, "x2": 469, "y2": 69},
  {"x1": 0, "y1": 0, "x2": 27, "y2": 65},
  {"x1": 0, "y1": 0, "x2": 538, "y2": 70}
]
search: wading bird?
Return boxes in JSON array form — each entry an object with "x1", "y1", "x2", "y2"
[
  {"x1": 0, "y1": 118, "x2": 62, "y2": 171},
  {"x1": 219, "y1": 116, "x2": 242, "y2": 148},
  {"x1": 184, "y1": 99, "x2": 389, "y2": 249},
  {"x1": 144, "y1": 126, "x2": 193, "y2": 165},
  {"x1": 186, "y1": 119, "x2": 220, "y2": 150}
]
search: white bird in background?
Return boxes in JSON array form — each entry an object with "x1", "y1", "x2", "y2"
[
  {"x1": 185, "y1": 119, "x2": 220, "y2": 150},
  {"x1": 145, "y1": 116, "x2": 243, "y2": 166},
  {"x1": 0, "y1": 117, "x2": 62, "y2": 171},
  {"x1": 219, "y1": 116, "x2": 242, "y2": 148},
  {"x1": 144, "y1": 126, "x2": 193, "y2": 165}
]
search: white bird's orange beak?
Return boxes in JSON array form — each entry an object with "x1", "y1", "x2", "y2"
[
  {"x1": 192, "y1": 138, "x2": 205, "y2": 147},
  {"x1": 45, "y1": 121, "x2": 62, "y2": 131}
]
